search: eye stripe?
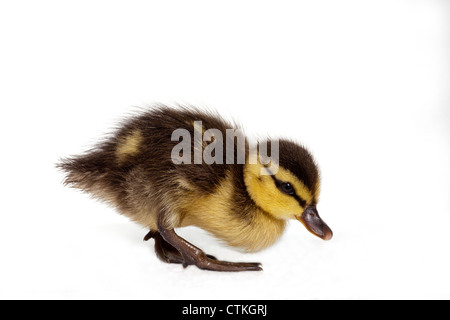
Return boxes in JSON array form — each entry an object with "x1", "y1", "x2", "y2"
[
  {"x1": 269, "y1": 175, "x2": 307, "y2": 207},
  {"x1": 293, "y1": 193, "x2": 307, "y2": 208}
]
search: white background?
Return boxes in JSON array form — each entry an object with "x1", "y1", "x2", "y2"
[{"x1": 1, "y1": 1, "x2": 449, "y2": 299}]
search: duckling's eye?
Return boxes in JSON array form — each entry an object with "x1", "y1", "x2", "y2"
[{"x1": 280, "y1": 182, "x2": 295, "y2": 195}]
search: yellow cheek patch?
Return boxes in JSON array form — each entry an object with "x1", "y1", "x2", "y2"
[
  {"x1": 244, "y1": 163, "x2": 311, "y2": 220},
  {"x1": 116, "y1": 129, "x2": 143, "y2": 164},
  {"x1": 313, "y1": 180, "x2": 321, "y2": 203}
]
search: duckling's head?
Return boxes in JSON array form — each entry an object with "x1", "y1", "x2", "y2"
[{"x1": 243, "y1": 139, "x2": 333, "y2": 240}]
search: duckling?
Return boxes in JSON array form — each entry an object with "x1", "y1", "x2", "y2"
[{"x1": 58, "y1": 105, "x2": 332, "y2": 271}]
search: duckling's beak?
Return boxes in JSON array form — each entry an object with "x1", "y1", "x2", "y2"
[{"x1": 296, "y1": 206, "x2": 333, "y2": 241}]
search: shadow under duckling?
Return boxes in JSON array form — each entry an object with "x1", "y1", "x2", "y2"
[{"x1": 58, "y1": 105, "x2": 332, "y2": 271}]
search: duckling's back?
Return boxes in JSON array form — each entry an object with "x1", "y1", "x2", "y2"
[{"x1": 57, "y1": 106, "x2": 239, "y2": 228}]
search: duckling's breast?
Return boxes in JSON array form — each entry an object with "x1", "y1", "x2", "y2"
[{"x1": 178, "y1": 174, "x2": 286, "y2": 252}]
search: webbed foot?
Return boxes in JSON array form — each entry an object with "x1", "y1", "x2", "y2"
[{"x1": 144, "y1": 229, "x2": 262, "y2": 272}]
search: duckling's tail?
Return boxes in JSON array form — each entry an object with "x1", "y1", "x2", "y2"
[{"x1": 56, "y1": 150, "x2": 118, "y2": 202}]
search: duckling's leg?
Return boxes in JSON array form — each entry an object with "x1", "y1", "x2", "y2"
[
  {"x1": 144, "y1": 230, "x2": 184, "y2": 264},
  {"x1": 144, "y1": 230, "x2": 217, "y2": 264},
  {"x1": 156, "y1": 220, "x2": 262, "y2": 272}
]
